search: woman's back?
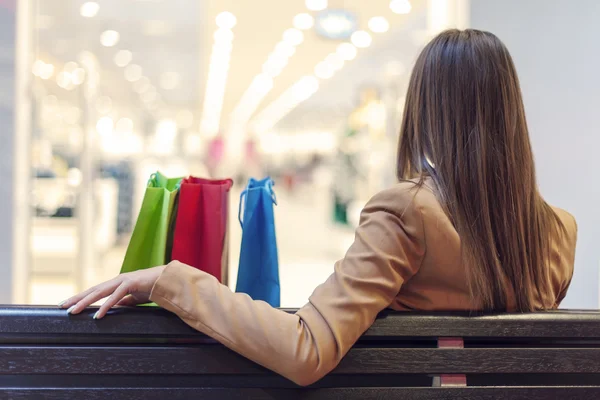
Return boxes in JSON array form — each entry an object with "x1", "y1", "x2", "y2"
[{"x1": 382, "y1": 179, "x2": 577, "y2": 312}]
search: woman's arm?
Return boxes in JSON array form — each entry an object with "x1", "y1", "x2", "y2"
[
  {"x1": 60, "y1": 185, "x2": 426, "y2": 386},
  {"x1": 150, "y1": 187, "x2": 426, "y2": 386}
]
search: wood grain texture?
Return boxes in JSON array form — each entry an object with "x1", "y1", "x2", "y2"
[
  {"x1": 2, "y1": 387, "x2": 600, "y2": 400},
  {"x1": 2, "y1": 306, "x2": 600, "y2": 341},
  {"x1": 2, "y1": 346, "x2": 600, "y2": 375}
]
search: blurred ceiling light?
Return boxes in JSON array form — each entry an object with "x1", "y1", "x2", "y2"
[
  {"x1": 114, "y1": 50, "x2": 132, "y2": 67},
  {"x1": 100, "y1": 30, "x2": 120, "y2": 47},
  {"x1": 293, "y1": 13, "x2": 314, "y2": 30},
  {"x1": 176, "y1": 110, "x2": 194, "y2": 129},
  {"x1": 133, "y1": 77, "x2": 151, "y2": 93},
  {"x1": 251, "y1": 76, "x2": 319, "y2": 134},
  {"x1": 305, "y1": 0, "x2": 327, "y2": 11},
  {"x1": 283, "y1": 28, "x2": 304, "y2": 46},
  {"x1": 199, "y1": 13, "x2": 236, "y2": 138},
  {"x1": 63, "y1": 62, "x2": 78, "y2": 73},
  {"x1": 33, "y1": 60, "x2": 55, "y2": 79},
  {"x1": 124, "y1": 64, "x2": 143, "y2": 82},
  {"x1": 214, "y1": 28, "x2": 234, "y2": 43},
  {"x1": 32, "y1": 60, "x2": 45, "y2": 76},
  {"x1": 293, "y1": 76, "x2": 319, "y2": 101},
  {"x1": 116, "y1": 118, "x2": 134, "y2": 134},
  {"x1": 314, "y1": 62, "x2": 334, "y2": 79},
  {"x1": 80, "y1": 2, "x2": 99, "y2": 18},
  {"x1": 56, "y1": 72, "x2": 74, "y2": 90},
  {"x1": 336, "y1": 42, "x2": 357, "y2": 60},
  {"x1": 40, "y1": 64, "x2": 55, "y2": 80},
  {"x1": 71, "y1": 68, "x2": 86, "y2": 85},
  {"x1": 325, "y1": 53, "x2": 344, "y2": 70},
  {"x1": 275, "y1": 42, "x2": 296, "y2": 58},
  {"x1": 216, "y1": 11, "x2": 237, "y2": 29},
  {"x1": 95, "y1": 96, "x2": 112, "y2": 114},
  {"x1": 390, "y1": 0, "x2": 412, "y2": 14},
  {"x1": 96, "y1": 116, "x2": 114, "y2": 136},
  {"x1": 351, "y1": 30, "x2": 372, "y2": 48},
  {"x1": 368, "y1": 16, "x2": 390, "y2": 33},
  {"x1": 160, "y1": 71, "x2": 180, "y2": 90},
  {"x1": 315, "y1": 10, "x2": 357, "y2": 39},
  {"x1": 262, "y1": 54, "x2": 289, "y2": 78}
]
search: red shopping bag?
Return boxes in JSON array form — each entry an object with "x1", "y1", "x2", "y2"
[{"x1": 171, "y1": 177, "x2": 233, "y2": 283}]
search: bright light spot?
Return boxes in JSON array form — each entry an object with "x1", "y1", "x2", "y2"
[
  {"x1": 305, "y1": 0, "x2": 327, "y2": 11},
  {"x1": 283, "y1": 28, "x2": 304, "y2": 46},
  {"x1": 336, "y1": 42, "x2": 357, "y2": 60},
  {"x1": 176, "y1": 110, "x2": 194, "y2": 129},
  {"x1": 293, "y1": 76, "x2": 319, "y2": 101},
  {"x1": 263, "y1": 54, "x2": 289, "y2": 77},
  {"x1": 56, "y1": 71, "x2": 74, "y2": 90},
  {"x1": 32, "y1": 60, "x2": 45, "y2": 76},
  {"x1": 63, "y1": 62, "x2": 78, "y2": 73},
  {"x1": 124, "y1": 64, "x2": 143, "y2": 82},
  {"x1": 253, "y1": 73, "x2": 274, "y2": 92},
  {"x1": 80, "y1": 2, "x2": 99, "y2": 18},
  {"x1": 95, "y1": 96, "x2": 112, "y2": 114},
  {"x1": 314, "y1": 62, "x2": 334, "y2": 79},
  {"x1": 216, "y1": 11, "x2": 237, "y2": 29},
  {"x1": 33, "y1": 60, "x2": 55, "y2": 79},
  {"x1": 351, "y1": 30, "x2": 372, "y2": 48},
  {"x1": 156, "y1": 119, "x2": 177, "y2": 144},
  {"x1": 293, "y1": 13, "x2": 314, "y2": 30},
  {"x1": 100, "y1": 30, "x2": 120, "y2": 47},
  {"x1": 390, "y1": 0, "x2": 412, "y2": 14},
  {"x1": 368, "y1": 16, "x2": 390, "y2": 33},
  {"x1": 116, "y1": 118, "x2": 134, "y2": 134},
  {"x1": 114, "y1": 50, "x2": 132, "y2": 67},
  {"x1": 325, "y1": 53, "x2": 344, "y2": 70},
  {"x1": 71, "y1": 68, "x2": 86, "y2": 85},
  {"x1": 275, "y1": 42, "x2": 296, "y2": 58},
  {"x1": 67, "y1": 168, "x2": 83, "y2": 186},
  {"x1": 160, "y1": 71, "x2": 180, "y2": 90},
  {"x1": 214, "y1": 28, "x2": 235, "y2": 42},
  {"x1": 96, "y1": 117, "x2": 114, "y2": 136}
]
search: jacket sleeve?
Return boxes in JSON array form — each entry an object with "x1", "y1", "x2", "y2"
[{"x1": 149, "y1": 185, "x2": 427, "y2": 386}]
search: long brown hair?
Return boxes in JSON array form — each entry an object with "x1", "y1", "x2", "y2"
[{"x1": 397, "y1": 29, "x2": 564, "y2": 312}]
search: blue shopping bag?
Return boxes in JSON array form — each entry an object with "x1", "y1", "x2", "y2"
[{"x1": 236, "y1": 177, "x2": 280, "y2": 307}]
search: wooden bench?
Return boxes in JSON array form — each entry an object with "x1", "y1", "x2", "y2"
[{"x1": 1, "y1": 306, "x2": 600, "y2": 399}]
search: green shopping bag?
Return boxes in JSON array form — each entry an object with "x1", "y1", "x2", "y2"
[{"x1": 120, "y1": 171, "x2": 182, "y2": 274}]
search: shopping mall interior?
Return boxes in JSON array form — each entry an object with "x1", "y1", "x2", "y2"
[{"x1": 1, "y1": 0, "x2": 599, "y2": 308}]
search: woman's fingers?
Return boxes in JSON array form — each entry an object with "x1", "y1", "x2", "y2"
[
  {"x1": 58, "y1": 284, "x2": 100, "y2": 309},
  {"x1": 93, "y1": 282, "x2": 131, "y2": 320},
  {"x1": 115, "y1": 295, "x2": 141, "y2": 307},
  {"x1": 67, "y1": 278, "x2": 123, "y2": 315}
]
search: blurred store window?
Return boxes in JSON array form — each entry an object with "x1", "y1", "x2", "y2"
[{"x1": 7, "y1": 0, "x2": 463, "y2": 306}]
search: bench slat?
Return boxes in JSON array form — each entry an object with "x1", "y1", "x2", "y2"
[
  {"x1": 1, "y1": 387, "x2": 600, "y2": 400},
  {"x1": 3, "y1": 346, "x2": 600, "y2": 374}
]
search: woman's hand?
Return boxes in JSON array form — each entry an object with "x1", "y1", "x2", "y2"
[{"x1": 58, "y1": 266, "x2": 166, "y2": 319}]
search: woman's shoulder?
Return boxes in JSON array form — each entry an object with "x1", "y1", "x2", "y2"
[
  {"x1": 366, "y1": 179, "x2": 440, "y2": 218},
  {"x1": 550, "y1": 204, "x2": 578, "y2": 244}
]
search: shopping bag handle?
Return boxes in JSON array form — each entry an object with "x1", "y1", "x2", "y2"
[{"x1": 238, "y1": 178, "x2": 277, "y2": 228}]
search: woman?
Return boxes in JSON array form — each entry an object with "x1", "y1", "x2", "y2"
[{"x1": 61, "y1": 29, "x2": 577, "y2": 386}]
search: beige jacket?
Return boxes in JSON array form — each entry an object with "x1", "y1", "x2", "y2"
[{"x1": 149, "y1": 180, "x2": 577, "y2": 386}]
